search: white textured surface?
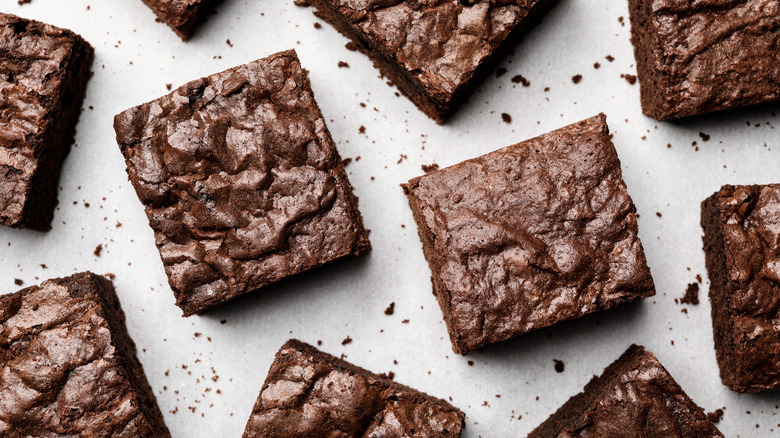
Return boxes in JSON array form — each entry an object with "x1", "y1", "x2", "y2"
[{"x1": 2, "y1": 0, "x2": 779, "y2": 436}]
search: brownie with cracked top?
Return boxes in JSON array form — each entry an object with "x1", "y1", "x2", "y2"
[
  {"x1": 404, "y1": 114, "x2": 655, "y2": 355},
  {"x1": 0, "y1": 13, "x2": 93, "y2": 230},
  {"x1": 304, "y1": 0, "x2": 558, "y2": 123},
  {"x1": 115, "y1": 49, "x2": 370, "y2": 316},
  {"x1": 242, "y1": 339, "x2": 465, "y2": 437},
  {"x1": 529, "y1": 345, "x2": 723, "y2": 437},
  {"x1": 140, "y1": 0, "x2": 217, "y2": 40},
  {"x1": 628, "y1": 0, "x2": 780, "y2": 121},
  {"x1": 0, "y1": 272, "x2": 170, "y2": 437},
  {"x1": 701, "y1": 184, "x2": 780, "y2": 392}
]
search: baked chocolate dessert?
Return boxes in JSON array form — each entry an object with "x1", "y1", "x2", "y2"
[
  {"x1": 404, "y1": 114, "x2": 655, "y2": 354},
  {"x1": 0, "y1": 272, "x2": 170, "y2": 436},
  {"x1": 115, "y1": 49, "x2": 370, "y2": 316},
  {"x1": 140, "y1": 0, "x2": 217, "y2": 40},
  {"x1": 0, "y1": 13, "x2": 93, "y2": 230},
  {"x1": 242, "y1": 339, "x2": 465, "y2": 437},
  {"x1": 701, "y1": 184, "x2": 780, "y2": 392}
]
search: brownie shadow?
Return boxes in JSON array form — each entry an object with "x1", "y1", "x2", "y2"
[
  {"x1": 465, "y1": 298, "x2": 648, "y2": 362},
  {"x1": 199, "y1": 251, "x2": 373, "y2": 322}
]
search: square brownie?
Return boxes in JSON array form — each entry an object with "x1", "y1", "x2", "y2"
[
  {"x1": 529, "y1": 345, "x2": 723, "y2": 437},
  {"x1": 628, "y1": 0, "x2": 780, "y2": 121},
  {"x1": 404, "y1": 114, "x2": 655, "y2": 354},
  {"x1": 0, "y1": 272, "x2": 170, "y2": 437},
  {"x1": 140, "y1": 0, "x2": 216, "y2": 41},
  {"x1": 0, "y1": 13, "x2": 93, "y2": 230},
  {"x1": 242, "y1": 339, "x2": 465, "y2": 437},
  {"x1": 115, "y1": 49, "x2": 371, "y2": 316},
  {"x1": 701, "y1": 184, "x2": 780, "y2": 392},
  {"x1": 305, "y1": 0, "x2": 558, "y2": 123}
]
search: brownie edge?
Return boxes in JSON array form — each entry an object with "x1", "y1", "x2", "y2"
[{"x1": 243, "y1": 339, "x2": 465, "y2": 437}]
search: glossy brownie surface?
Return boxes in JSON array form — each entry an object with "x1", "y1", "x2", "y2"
[
  {"x1": 243, "y1": 339, "x2": 464, "y2": 437},
  {"x1": 0, "y1": 272, "x2": 170, "y2": 437},
  {"x1": 529, "y1": 345, "x2": 723, "y2": 437},
  {"x1": 115, "y1": 50, "x2": 370, "y2": 315},
  {"x1": 701, "y1": 184, "x2": 780, "y2": 392},
  {"x1": 405, "y1": 114, "x2": 655, "y2": 354},
  {"x1": 0, "y1": 13, "x2": 93, "y2": 230},
  {"x1": 629, "y1": 0, "x2": 780, "y2": 120}
]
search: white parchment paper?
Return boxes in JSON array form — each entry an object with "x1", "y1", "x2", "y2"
[{"x1": 2, "y1": 0, "x2": 779, "y2": 436}]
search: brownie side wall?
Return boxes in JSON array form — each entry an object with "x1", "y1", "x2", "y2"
[
  {"x1": 628, "y1": 0, "x2": 670, "y2": 121},
  {"x1": 73, "y1": 273, "x2": 172, "y2": 437},
  {"x1": 141, "y1": 0, "x2": 217, "y2": 41},
  {"x1": 701, "y1": 191, "x2": 741, "y2": 391},
  {"x1": 403, "y1": 181, "x2": 467, "y2": 355}
]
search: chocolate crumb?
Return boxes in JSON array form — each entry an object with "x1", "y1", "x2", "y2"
[
  {"x1": 572, "y1": 74, "x2": 583, "y2": 84},
  {"x1": 93, "y1": 244, "x2": 103, "y2": 257},
  {"x1": 341, "y1": 336, "x2": 352, "y2": 345},
  {"x1": 14, "y1": 279, "x2": 23, "y2": 286},
  {"x1": 401, "y1": 319, "x2": 409, "y2": 324},
  {"x1": 397, "y1": 154, "x2": 407, "y2": 164},
  {"x1": 496, "y1": 67, "x2": 507, "y2": 77},
  {"x1": 656, "y1": 212, "x2": 662, "y2": 218},
  {"x1": 605, "y1": 55, "x2": 615, "y2": 62},
  {"x1": 358, "y1": 125, "x2": 366, "y2": 134},
  {"x1": 293, "y1": 0, "x2": 310, "y2": 6},
  {"x1": 421, "y1": 163, "x2": 439, "y2": 173},
  {"x1": 680, "y1": 283, "x2": 700, "y2": 305},
  {"x1": 511, "y1": 74, "x2": 530, "y2": 87},
  {"x1": 620, "y1": 73, "x2": 637, "y2": 85},
  {"x1": 345, "y1": 41, "x2": 359, "y2": 51},
  {"x1": 699, "y1": 132, "x2": 711, "y2": 142},
  {"x1": 553, "y1": 359, "x2": 565, "y2": 373},
  {"x1": 384, "y1": 302, "x2": 395, "y2": 315},
  {"x1": 313, "y1": 22, "x2": 321, "y2": 29},
  {"x1": 220, "y1": 319, "x2": 227, "y2": 324},
  {"x1": 166, "y1": 83, "x2": 172, "y2": 91},
  {"x1": 342, "y1": 158, "x2": 352, "y2": 167},
  {"x1": 467, "y1": 360, "x2": 474, "y2": 366},
  {"x1": 337, "y1": 61, "x2": 349, "y2": 68},
  {"x1": 707, "y1": 409, "x2": 724, "y2": 424},
  {"x1": 696, "y1": 274, "x2": 702, "y2": 283},
  {"x1": 17, "y1": 0, "x2": 32, "y2": 5},
  {"x1": 593, "y1": 62, "x2": 601, "y2": 69},
  {"x1": 226, "y1": 39, "x2": 233, "y2": 47},
  {"x1": 501, "y1": 113, "x2": 512, "y2": 123}
]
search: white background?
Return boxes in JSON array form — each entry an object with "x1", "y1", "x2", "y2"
[{"x1": 2, "y1": 0, "x2": 779, "y2": 436}]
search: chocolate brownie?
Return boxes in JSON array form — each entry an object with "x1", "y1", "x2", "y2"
[
  {"x1": 115, "y1": 49, "x2": 371, "y2": 316},
  {"x1": 628, "y1": 0, "x2": 780, "y2": 121},
  {"x1": 0, "y1": 13, "x2": 93, "y2": 230},
  {"x1": 701, "y1": 184, "x2": 780, "y2": 392},
  {"x1": 305, "y1": 0, "x2": 558, "y2": 123},
  {"x1": 140, "y1": 0, "x2": 216, "y2": 40},
  {"x1": 242, "y1": 339, "x2": 465, "y2": 437},
  {"x1": 0, "y1": 272, "x2": 170, "y2": 437},
  {"x1": 404, "y1": 114, "x2": 655, "y2": 354},
  {"x1": 529, "y1": 345, "x2": 723, "y2": 437}
]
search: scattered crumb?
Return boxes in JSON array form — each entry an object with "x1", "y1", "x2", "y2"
[
  {"x1": 384, "y1": 302, "x2": 395, "y2": 315},
  {"x1": 14, "y1": 279, "x2": 23, "y2": 286},
  {"x1": 605, "y1": 55, "x2": 615, "y2": 62},
  {"x1": 696, "y1": 274, "x2": 702, "y2": 283},
  {"x1": 553, "y1": 359, "x2": 565, "y2": 373},
  {"x1": 707, "y1": 409, "x2": 724, "y2": 424},
  {"x1": 620, "y1": 73, "x2": 637, "y2": 85},
  {"x1": 496, "y1": 67, "x2": 507, "y2": 77},
  {"x1": 511, "y1": 74, "x2": 530, "y2": 87},
  {"x1": 572, "y1": 74, "x2": 583, "y2": 84},
  {"x1": 40, "y1": 264, "x2": 47, "y2": 269},
  {"x1": 17, "y1": 0, "x2": 32, "y2": 5},
  {"x1": 468, "y1": 360, "x2": 474, "y2": 366},
  {"x1": 656, "y1": 212, "x2": 662, "y2": 218},
  {"x1": 313, "y1": 22, "x2": 322, "y2": 29},
  {"x1": 501, "y1": 113, "x2": 512, "y2": 124},
  {"x1": 679, "y1": 283, "x2": 700, "y2": 305},
  {"x1": 342, "y1": 336, "x2": 352, "y2": 345},
  {"x1": 421, "y1": 163, "x2": 439, "y2": 173},
  {"x1": 220, "y1": 319, "x2": 227, "y2": 324},
  {"x1": 293, "y1": 0, "x2": 310, "y2": 6},
  {"x1": 342, "y1": 158, "x2": 352, "y2": 167},
  {"x1": 226, "y1": 39, "x2": 233, "y2": 47},
  {"x1": 94, "y1": 244, "x2": 103, "y2": 257},
  {"x1": 166, "y1": 84, "x2": 172, "y2": 91},
  {"x1": 699, "y1": 132, "x2": 711, "y2": 142},
  {"x1": 358, "y1": 125, "x2": 366, "y2": 134},
  {"x1": 337, "y1": 61, "x2": 349, "y2": 68},
  {"x1": 397, "y1": 154, "x2": 407, "y2": 164},
  {"x1": 401, "y1": 319, "x2": 409, "y2": 324},
  {"x1": 593, "y1": 62, "x2": 601, "y2": 69},
  {"x1": 345, "y1": 41, "x2": 359, "y2": 51}
]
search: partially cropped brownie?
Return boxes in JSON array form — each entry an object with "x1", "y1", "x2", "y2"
[
  {"x1": 404, "y1": 114, "x2": 655, "y2": 354},
  {"x1": 701, "y1": 184, "x2": 780, "y2": 392},
  {"x1": 242, "y1": 339, "x2": 465, "y2": 437},
  {"x1": 628, "y1": 0, "x2": 780, "y2": 121},
  {"x1": 0, "y1": 272, "x2": 170, "y2": 437},
  {"x1": 0, "y1": 13, "x2": 93, "y2": 230},
  {"x1": 529, "y1": 345, "x2": 723, "y2": 437},
  {"x1": 140, "y1": 0, "x2": 217, "y2": 40},
  {"x1": 115, "y1": 49, "x2": 370, "y2": 316},
  {"x1": 306, "y1": 0, "x2": 557, "y2": 123}
]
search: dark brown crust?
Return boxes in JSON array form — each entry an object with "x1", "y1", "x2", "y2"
[
  {"x1": 0, "y1": 272, "x2": 170, "y2": 437},
  {"x1": 305, "y1": 0, "x2": 558, "y2": 124},
  {"x1": 140, "y1": 0, "x2": 217, "y2": 41},
  {"x1": 529, "y1": 345, "x2": 723, "y2": 437},
  {"x1": 0, "y1": 13, "x2": 94, "y2": 230},
  {"x1": 242, "y1": 339, "x2": 465, "y2": 437}
]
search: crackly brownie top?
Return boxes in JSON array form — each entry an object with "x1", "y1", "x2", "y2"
[
  {"x1": 0, "y1": 273, "x2": 158, "y2": 437},
  {"x1": 559, "y1": 345, "x2": 723, "y2": 437},
  {"x1": 0, "y1": 13, "x2": 84, "y2": 220},
  {"x1": 143, "y1": 0, "x2": 210, "y2": 35},
  {"x1": 407, "y1": 114, "x2": 654, "y2": 353},
  {"x1": 645, "y1": 0, "x2": 780, "y2": 117},
  {"x1": 243, "y1": 340, "x2": 464, "y2": 437},
  {"x1": 115, "y1": 50, "x2": 367, "y2": 314},
  {"x1": 332, "y1": 0, "x2": 546, "y2": 99},
  {"x1": 712, "y1": 184, "x2": 780, "y2": 379}
]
